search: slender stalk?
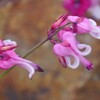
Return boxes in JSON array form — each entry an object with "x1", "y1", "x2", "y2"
[
  {"x1": 0, "y1": 23, "x2": 71, "y2": 79},
  {"x1": 24, "y1": 23, "x2": 70, "y2": 57},
  {"x1": 23, "y1": 38, "x2": 49, "y2": 58},
  {"x1": 0, "y1": 68, "x2": 13, "y2": 79}
]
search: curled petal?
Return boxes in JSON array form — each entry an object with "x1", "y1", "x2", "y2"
[
  {"x1": 65, "y1": 55, "x2": 80, "y2": 69},
  {"x1": 16, "y1": 61, "x2": 35, "y2": 79},
  {"x1": 14, "y1": 57, "x2": 44, "y2": 72},
  {"x1": 77, "y1": 44, "x2": 91, "y2": 56},
  {"x1": 62, "y1": 32, "x2": 91, "y2": 56}
]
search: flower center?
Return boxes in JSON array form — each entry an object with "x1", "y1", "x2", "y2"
[
  {"x1": 74, "y1": 0, "x2": 80, "y2": 3},
  {"x1": 74, "y1": 0, "x2": 81, "y2": 8}
]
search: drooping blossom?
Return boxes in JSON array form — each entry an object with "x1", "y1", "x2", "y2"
[
  {"x1": 48, "y1": 15, "x2": 100, "y2": 70},
  {"x1": 49, "y1": 15, "x2": 100, "y2": 39},
  {"x1": 53, "y1": 31, "x2": 93, "y2": 70},
  {"x1": 63, "y1": 0, "x2": 91, "y2": 16},
  {"x1": 0, "y1": 39, "x2": 43, "y2": 79}
]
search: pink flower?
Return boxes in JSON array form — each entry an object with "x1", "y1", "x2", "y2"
[
  {"x1": 0, "y1": 39, "x2": 43, "y2": 79},
  {"x1": 63, "y1": 0, "x2": 91, "y2": 16},
  {"x1": 67, "y1": 16, "x2": 100, "y2": 39},
  {"x1": 50, "y1": 15, "x2": 100, "y2": 39},
  {"x1": 53, "y1": 31, "x2": 93, "y2": 70},
  {"x1": 48, "y1": 14, "x2": 72, "y2": 39}
]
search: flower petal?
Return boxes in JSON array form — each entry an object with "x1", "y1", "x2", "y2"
[
  {"x1": 3, "y1": 39, "x2": 17, "y2": 46},
  {"x1": 62, "y1": 32, "x2": 91, "y2": 56},
  {"x1": 53, "y1": 43, "x2": 71, "y2": 56},
  {"x1": 77, "y1": 44, "x2": 91, "y2": 56},
  {"x1": 16, "y1": 61, "x2": 35, "y2": 79},
  {"x1": 65, "y1": 55, "x2": 80, "y2": 69},
  {"x1": 0, "y1": 58, "x2": 16, "y2": 69},
  {"x1": 14, "y1": 57, "x2": 44, "y2": 72},
  {"x1": 78, "y1": 55, "x2": 93, "y2": 70},
  {"x1": 89, "y1": 19, "x2": 97, "y2": 26},
  {"x1": 90, "y1": 27, "x2": 100, "y2": 39},
  {"x1": 58, "y1": 56, "x2": 67, "y2": 68}
]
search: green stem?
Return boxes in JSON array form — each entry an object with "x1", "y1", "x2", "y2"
[
  {"x1": 0, "y1": 22, "x2": 71, "y2": 79},
  {"x1": 23, "y1": 38, "x2": 49, "y2": 58},
  {"x1": 24, "y1": 22, "x2": 70, "y2": 57}
]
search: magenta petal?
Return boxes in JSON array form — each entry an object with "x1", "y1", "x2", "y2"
[
  {"x1": 62, "y1": 32, "x2": 91, "y2": 56},
  {"x1": 0, "y1": 58, "x2": 16, "y2": 69},
  {"x1": 58, "y1": 56, "x2": 67, "y2": 68},
  {"x1": 34, "y1": 64, "x2": 44, "y2": 72},
  {"x1": 53, "y1": 44, "x2": 71, "y2": 56}
]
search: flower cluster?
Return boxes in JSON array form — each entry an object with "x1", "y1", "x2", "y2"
[
  {"x1": 0, "y1": 39, "x2": 43, "y2": 79},
  {"x1": 48, "y1": 15, "x2": 100, "y2": 70}
]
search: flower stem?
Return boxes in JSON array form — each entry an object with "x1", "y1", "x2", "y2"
[
  {"x1": 24, "y1": 22, "x2": 71, "y2": 57},
  {"x1": 0, "y1": 22, "x2": 71, "y2": 79},
  {"x1": 23, "y1": 38, "x2": 49, "y2": 58}
]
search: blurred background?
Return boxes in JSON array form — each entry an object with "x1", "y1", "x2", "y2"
[{"x1": 0, "y1": 0, "x2": 100, "y2": 100}]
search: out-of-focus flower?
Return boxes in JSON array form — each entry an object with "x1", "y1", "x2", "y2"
[
  {"x1": 49, "y1": 15, "x2": 100, "y2": 39},
  {"x1": 0, "y1": 39, "x2": 43, "y2": 79},
  {"x1": 53, "y1": 31, "x2": 93, "y2": 70},
  {"x1": 63, "y1": 0, "x2": 100, "y2": 20},
  {"x1": 88, "y1": 0, "x2": 100, "y2": 20},
  {"x1": 63, "y1": 0, "x2": 91, "y2": 16}
]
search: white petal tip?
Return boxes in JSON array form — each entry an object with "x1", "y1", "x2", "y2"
[
  {"x1": 29, "y1": 72, "x2": 34, "y2": 79},
  {"x1": 3, "y1": 39, "x2": 17, "y2": 46},
  {"x1": 90, "y1": 26, "x2": 100, "y2": 39}
]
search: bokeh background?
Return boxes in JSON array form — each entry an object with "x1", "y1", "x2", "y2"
[{"x1": 0, "y1": 0, "x2": 100, "y2": 100}]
